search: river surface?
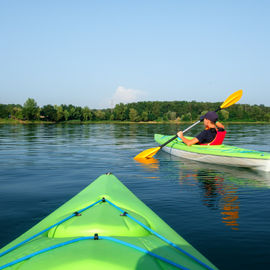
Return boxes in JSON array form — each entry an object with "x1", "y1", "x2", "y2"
[{"x1": 0, "y1": 123, "x2": 270, "y2": 269}]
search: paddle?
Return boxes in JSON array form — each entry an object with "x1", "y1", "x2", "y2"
[{"x1": 134, "y1": 89, "x2": 243, "y2": 160}]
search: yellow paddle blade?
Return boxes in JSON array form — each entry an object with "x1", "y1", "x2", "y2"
[
  {"x1": 134, "y1": 157, "x2": 159, "y2": 171},
  {"x1": 134, "y1": 147, "x2": 161, "y2": 160},
  {"x1": 134, "y1": 157, "x2": 159, "y2": 164},
  {"x1": 220, "y1": 89, "x2": 243, "y2": 109}
]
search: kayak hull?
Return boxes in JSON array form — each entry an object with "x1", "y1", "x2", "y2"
[
  {"x1": 0, "y1": 173, "x2": 218, "y2": 270},
  {"x1": 162, "y1": 146, "x2": 270, "y2": 171},
  {"x1": 155, "y1": 134, "x2": 270, "y2": 171}
]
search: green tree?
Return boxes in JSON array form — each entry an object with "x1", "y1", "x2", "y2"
[
  {"x1": 12, "y1": 107, "x2": 23, "y2": 120},
  {"x1": 129, "y1": 108, "x2": 140, "y2": 122},
  {"x1": 64, "y1": 110, "x2": 69, "y2": 121},
  {"x1": 181, "y1": 112, "x2": 192, "y2": 121},
  {"x1": 0, "y1": 104, "x2": 9, "y2": 118},
  {"x1": 3, "y1": 100, "x2": 270, "y2": 123},
  {"x1": 264, "y1": 112, "x2": 270, "y2": 122},
  {"x1": 23, "y1": 98, "x2": 40, "y2": 120},
  {"x1": 82, "y1": 106, "x2": 93, "y2": 121},
  {"x1": 41, "y1": 105, "x2": 57, "y2": 121},
  {"x1": 166, "y1": 111, "x2": 177, "y2": 121},
  {"x1": 94, "y1": 110, "x2": 106, "y2": 120},
  {"x1": 152, "y1": 103, "x2": 161, "y2": 120},
  {"x1": 55, "y1": 105, "x2": 64, "y2": 122},
  {"x1": 74, "y1": 107, "x2": 83, "y2": 120},
  {"x1": 114, "y1": 103, "x2": 127, "y2": 120},
  {"x1": 219, "y1": 110, "x2": 229, "y2": 121},
  {"x1": 249, "y1": 105, "x2": 263, "y2": 121},
  {"x1": 69, "y1": 107, "x2": 76, "y2": 120},
  {"x1": 141, "y1": 111, "x2": 148, "y2": 122}
]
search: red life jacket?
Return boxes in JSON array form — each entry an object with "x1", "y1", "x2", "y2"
[{"x1": 199, "y1": 130, "x2": 227, "y2": 145}]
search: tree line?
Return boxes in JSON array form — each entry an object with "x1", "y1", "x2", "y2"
[{"x1": 1, "y1": 98, "x2": 270, "y2": 122}]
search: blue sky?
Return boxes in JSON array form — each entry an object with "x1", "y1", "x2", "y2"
[{"x1": 0, "y1": 0, "x2": 269, "y2": 108}]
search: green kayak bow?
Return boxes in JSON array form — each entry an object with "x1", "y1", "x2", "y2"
[{"x1": 0, "y1": 173, "x2": 218, "y2": 270}]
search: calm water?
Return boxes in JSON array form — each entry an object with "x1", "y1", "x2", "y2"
[{"x1": 0, "y1": 123, "x2": 270, "y2": 269}]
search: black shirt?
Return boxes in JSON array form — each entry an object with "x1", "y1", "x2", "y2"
[{"x1": 196, "y1": 128, "x2": 217, "y2": 144}]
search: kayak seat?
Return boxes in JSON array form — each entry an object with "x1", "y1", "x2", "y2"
[
  {"x1": 48, "y1": 202, "x2": 151, "y2": 238},
  {"x1": 199, "y1": 130, "x2": 227, "y2": 146}
]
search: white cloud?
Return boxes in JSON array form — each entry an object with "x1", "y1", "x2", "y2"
[{"x1": 112, "y1": 86, "x2": 147, "y2": 106}]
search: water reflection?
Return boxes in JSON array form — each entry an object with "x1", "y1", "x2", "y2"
[
  {"x1": 184, "y1": 168, "x2": 240, "y2": 230},
  {"x1": 220, "y1": 185, "x2": 239, "y2": 230},
  {"x1": 134, "y1": 157, "x2": 160, "y2": 172},
  {"x1": 23, "y1": 124, "x2": 40, "y2": 143},
  {"x1": 166, "y1": 155, "x2": 270, "y2": 231},
  {"x1": 197, "y1": 171, "x2": 223, "y2": 209},
  {"x1": 176, "y1": 155, "x2": 270, "y2": 188}
]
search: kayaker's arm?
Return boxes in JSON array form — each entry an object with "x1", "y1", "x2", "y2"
[
  {"x1": 216, "y1": 121, "x2": 225, "y2": 130},
  {"x1": 177, "y1": 131, "x2": 199, "y2": 146}
]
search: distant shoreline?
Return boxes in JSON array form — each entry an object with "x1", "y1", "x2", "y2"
[{"x1": 1, "y1": 118, "x2": 270, "y2": 125}]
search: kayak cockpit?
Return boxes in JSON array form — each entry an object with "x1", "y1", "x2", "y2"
[{"x1": 48, "y1": 199, "x2": 151, "y2": 238}]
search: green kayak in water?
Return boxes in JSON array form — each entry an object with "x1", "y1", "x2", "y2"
[
  {"x1": 155, "y1": 134, "x2": 270, "y2": 171},
  {"x1": 0, "y1": 173, "x2": 217, "y2": 270}
]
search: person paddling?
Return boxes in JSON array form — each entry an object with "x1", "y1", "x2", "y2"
[{"x1": 177, "y1": 111, "x2": 225, "y2": 146}]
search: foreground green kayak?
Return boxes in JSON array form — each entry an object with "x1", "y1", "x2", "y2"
[
  {"x1": 0, "y1": 173, "x2": 217, "y2": 270},
  {"x1": 155, "y1": 134, "x2": 270, "y2": 171}
]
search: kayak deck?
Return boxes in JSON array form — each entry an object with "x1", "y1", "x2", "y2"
[
  {"x1": 155, "y1": 134, "x2": 270, "y2": 171},
  {"x1": 0, "y1": 173, "x2": 218, "y2": 270}
]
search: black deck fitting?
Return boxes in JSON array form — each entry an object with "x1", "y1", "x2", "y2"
[{"x1": 120, "y1": 211, "x2": 128, "y2": 216}]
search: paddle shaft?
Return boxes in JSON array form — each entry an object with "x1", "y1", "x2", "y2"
[
  {"x1": 159, "y1": 108, "x2": 221, "y2": 149},
  {"x1": 159, "y1": 120, "x2": 201, "y2": 148}
]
